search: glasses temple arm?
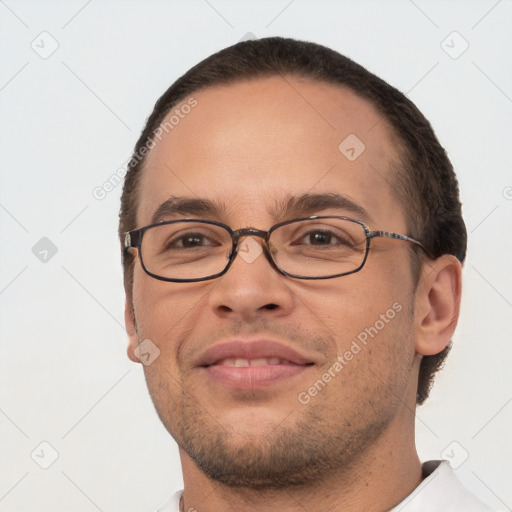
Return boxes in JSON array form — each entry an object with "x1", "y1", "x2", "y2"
[{"x1": 369, "y1": 230, "x2": 429, "y2": 253}]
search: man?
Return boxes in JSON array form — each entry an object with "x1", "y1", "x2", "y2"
[{"x1": 119, "y1": 37, "x2": 495, "y2": 511}]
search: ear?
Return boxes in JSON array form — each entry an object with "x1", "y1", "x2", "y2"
[
  {"x1": 414, "y1": 255, "x2": 462, "y2": 356},
  {"x1": 124, "y1": 297, "x2": 141, "y2": 363}
]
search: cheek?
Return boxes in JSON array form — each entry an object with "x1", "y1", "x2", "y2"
[
  {"x1": 299, "y1": 256, "x2": 411, "y2": 339},
  {"x1": 132, "y1": 269, "x2": 208, "y2": 357},
  {"x1": 132, "y1": 273, "x2": 200, "y2": 421},
  {"x1": 308, "y1": 290, "x2": 415, "y2": 415},
  {"x1": 296, "y1": 255, "x2": 415, "y2": 385}
]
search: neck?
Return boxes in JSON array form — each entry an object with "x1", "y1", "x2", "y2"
[{"x1": 178, "y1": 411, "x2": 422, "y2": 512}]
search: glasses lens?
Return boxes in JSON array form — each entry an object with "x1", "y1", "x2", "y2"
[
  {"x1": 270, "y1": 218, "x2": 367, "y2": 278},
  {"x1": 140, "y1": 221, "x2": 232, "y2": 280}
]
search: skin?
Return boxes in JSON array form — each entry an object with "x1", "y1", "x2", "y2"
[{"x1": 124, "y1": 75, "x2": 462, "y2": 512}]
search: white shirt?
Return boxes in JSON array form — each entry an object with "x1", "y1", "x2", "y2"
[{"x1": 156, "y1": 460, "x2": 499, "y2": 512}]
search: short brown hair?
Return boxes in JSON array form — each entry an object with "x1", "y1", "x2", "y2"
[{"x1": 119, "y1": 37, "x2": 467, "y2": 405}]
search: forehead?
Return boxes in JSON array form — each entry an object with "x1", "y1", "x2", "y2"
[{"x1": 137, "y1": 75, "x2": 404, "y2": 230}]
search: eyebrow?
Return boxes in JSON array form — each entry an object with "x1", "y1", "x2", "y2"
[
  {"x1": 150, "y1": 192, "x2": 370, "y2": 226},
  {"x1": 270, "y1": 193, "x2": 370, "y2": 222},
  {"x1": 150, "y1": 196, "x2": 229, "y2": 225}
]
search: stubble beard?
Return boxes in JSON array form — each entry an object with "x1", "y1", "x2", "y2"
[
  {"x1": 138, "y1": 307, "x2": 415, "y2": 490},
  {"x1": 148, "y1": 369, "x2": 405, "y2": 490}
]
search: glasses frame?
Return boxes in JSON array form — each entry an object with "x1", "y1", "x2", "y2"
[{"x1": 123, "y1": 216, "x2": 428, "y2": 283}]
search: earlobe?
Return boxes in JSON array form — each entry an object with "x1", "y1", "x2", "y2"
[
  {"x1": 124, "y1": 297, "x2": 141, "y2": 363},
  {"x1": 414, "y1": 255, "x2": 462, "y2": 356}
]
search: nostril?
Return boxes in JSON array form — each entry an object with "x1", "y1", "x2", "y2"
[{"x1": 263, "y1": 303, "x2": 278, "y2": 310}]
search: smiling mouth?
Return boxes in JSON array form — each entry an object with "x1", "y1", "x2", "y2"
[
  {"x1": 197, "y1": 339, "x2": 317, "y2": 390},
  {"x1": 202, "y1": 358, "x2": 314, "y2": 390},
  {"x1": 211, "y1": 357, "x2": 303, "y2": 367}
]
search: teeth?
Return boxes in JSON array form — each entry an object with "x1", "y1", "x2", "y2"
[
  {"x1": 215, "y1": 357, "x2": 290, "y2": 367},
  {"x1": 250, "y1": 358, "x2": 268, "y2": 366}
]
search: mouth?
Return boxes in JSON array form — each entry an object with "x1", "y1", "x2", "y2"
[
  {"x1": 198, "y1": 340, "x2": 316, "y2": 390},
  {"x1": 213, "y1": 357, "x2": 302, "y2": 367}
]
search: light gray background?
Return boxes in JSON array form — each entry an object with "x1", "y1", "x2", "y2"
[{"x1": 1, "y1": 1, "x2": 511, "y2": 511}]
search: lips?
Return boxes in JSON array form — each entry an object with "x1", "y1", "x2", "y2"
[
  {"x1": 214, "y1": 357, "x2": 296, "y2": 367},
  {"x1": 199, "y1": 339, "x2": 312, "y2": 366},
  {"x1": 197, "y1": 339, "x2": 315, "y2": 390}
]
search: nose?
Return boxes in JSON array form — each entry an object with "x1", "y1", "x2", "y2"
[{"x1": 206, "y1": 235, "x2": 295, "y2": 322}]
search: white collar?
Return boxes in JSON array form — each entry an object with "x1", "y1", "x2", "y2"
[{"x1": 390, "y1": 460, "x2": 494, "y2": 511}]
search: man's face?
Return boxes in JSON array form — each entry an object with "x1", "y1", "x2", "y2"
[{"x1": 128, "y1": 76, "x2": 421, "y2": 487}]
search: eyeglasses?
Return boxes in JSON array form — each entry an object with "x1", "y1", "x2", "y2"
[{"x1": 123, "y1": 216, "x2": 427, "y2": 283}]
